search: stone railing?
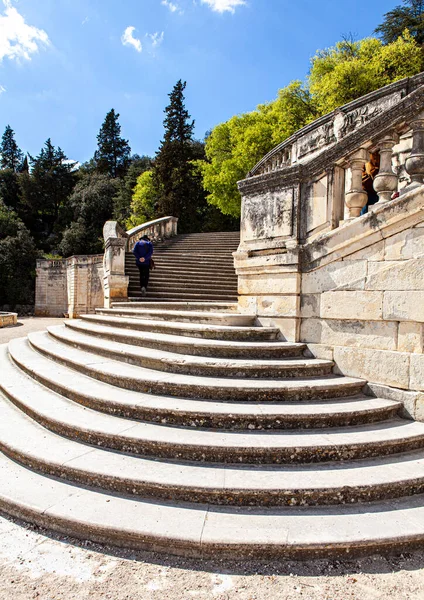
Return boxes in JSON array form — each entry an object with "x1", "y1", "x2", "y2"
[
  {"x1": 103, "y1": 216, "x2": 178, "y2": 307},
  {"x1": 238, "y1": 72, "x2": 424, "y2": 250},
  {"x1": 127, "y1": 216, "x2": 178, "y2": 251}
]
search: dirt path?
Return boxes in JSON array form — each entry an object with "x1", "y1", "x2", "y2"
[{"x1": 1, "y1": 513, "x2": 424, "y2": 600}]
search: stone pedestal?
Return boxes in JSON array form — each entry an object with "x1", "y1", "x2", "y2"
[{"x1": 103, "y1": 237, "x2": 129, "y2": 309}]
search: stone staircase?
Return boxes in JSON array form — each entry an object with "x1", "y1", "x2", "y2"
[
  {"x1": 126, "y1": 231, "x2": 240, "y2": 302},
  {"x1": 2, "y1": 302, "x2": 424, "y2": 558}
]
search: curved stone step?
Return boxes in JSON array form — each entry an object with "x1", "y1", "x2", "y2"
[
  {"x1": 57, "y1": 323, "x2": 330, "y2": 378},
  {"x1": 0, "y1": 390, "x2": 421, "y2": 507},
  {"x1": 96, "y1": 308, "x2": 254, "y2": 325},
  {"x1": 67, "y1": 320, "x2": 305, "y2": 360},
  {"x1": 7, "y1": 340, "x2": 398, "y2": 429},
  {"x1": 26, "y1": 331, "x2": 365, "y2": 402},
  {"x1": 2, "y1": 452, "x2": 424, "y2": 558},
  {"x1": 0, "y1": 351, "x2": 420, "y2": 464},
  {"x1": 112, "y1": 302, "x2": 239, "y2": 312},
  {"x1": 84, "y1": 314, "x2": 280, "y2": 341}
]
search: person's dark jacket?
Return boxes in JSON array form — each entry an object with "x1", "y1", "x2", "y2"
[{"x1": 132, "y1": 240, "x2": 153, "y2": 266}]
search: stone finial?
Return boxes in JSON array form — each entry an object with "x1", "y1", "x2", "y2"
[
  {"x1": 373, "y1": 134, "x2": 399, "y2": 203},
  {"x1": 345, "y1": 148, "x2": 368, "y2": 218},
  {"x1": 404, "y1": 113, "x2": 424, "y2": 191}
]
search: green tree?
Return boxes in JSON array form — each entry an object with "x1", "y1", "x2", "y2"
[
  {"x1": 113, "y1": 155, "x2": 152, "y2": 224},
  {"x1": 375, "y1": 0, "x2": 424, "y2": 45},
  {"x1": 0, "y1": 169, "x2": 21, "y2": 210},
  {"x1": 201, "y1": 33, "x2": 422, "y2": 217},
  {"x1": 94, "y1": 109, "x2": 131, "y2": 178},
  {"x1": 153, "y1": 80, "x2": 207, "y2": 232},
  {"x1": 309, "y1": 32, "x2": 423, "y2": 114},
  {"x1": 0, "y1": 125, "x2": 24, "y2": 171},
  {"x1": 127, "y1": 170, "x2": 158, "y2": 228},
  {"x1": 19, "y1": 139, "x2": 77, "y2": 250},
  {"x1": 0, "y1": 201, "x2": 38, "y2": 307},
  {"x1": 59, "y1": 173, "x2": 117, "y2": 257}
]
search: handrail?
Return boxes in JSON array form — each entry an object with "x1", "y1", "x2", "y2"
[{"x1": 126, "y1": 216, "x2": 178, "y2": 251}]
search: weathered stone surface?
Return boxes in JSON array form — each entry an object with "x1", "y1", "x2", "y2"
[
  {"x1": 384, "y1": 226, "x2": 424, "y2": 260},
  {"x1": 366, "y1": 258, "x2": 424, "y2": 291},
  {"x1": 320, "y1": 291, "x2": 383, "y2": 321},
  {"x1": 333, "y1": 346, "x2": 410, "y2": 389},
  {"x1": 257, "y1": 295, "x2": 300, "y2": 318},
  {"x1": 238, "y1": 273, "x2": 300, "y2": 295},
  {"x1": 301, "y1": 318, "x2": 398, "y2": 351},
  {"x1": 398, "y1": 322, "x2": 423, "y2": 353},
  {"x1": 384, "y1": 291, "x2": 424, "y2": 323},
  {"x1": 365, "y1": 382, "x2": 419, "y2": 420},
  {"x1": 304, "y1": 343, "x2": 334, "y2": 360},
  {"x1": 302, "y1": 261, "x2": 367, "y2": 294},
  {"x1": 410, "y1": 354, "x2": 424, "y2": 392},
  {"x1": 300, "y1": 294, "x2": 320, "y2": 318},
  {"x1": 257, "y1": 317, "x2": 299, "y2": 342},
  {"x1": 0, "y1": 313, "x2": 17, "y2": 328},
  {"x1": 345, "y1": 240, "x2": 385, "y2": 262}
]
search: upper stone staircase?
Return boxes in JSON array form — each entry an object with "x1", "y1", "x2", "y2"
[
  {"x1": 126, "y1": 231, "x2": 240, "y2": 302},
  {"x1": 2, "y1": 301, "x2": 424, "y2": 558}
]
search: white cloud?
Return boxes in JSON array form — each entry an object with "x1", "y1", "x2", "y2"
[
  {"x1": 148, "y1": 31, "x2": 164, "y2": 48},
  {"x1": 0, "y1": 0, "x2": 50, "y2": 62},
  {"x1": 162, "y1": 0, "x2": 179, "y2": 12},
  {"x1": 121, "y1": 26, "x2": 142, "y2": 53},
  {"x1": 0, "y1": 85, "x2": 5, "y2": 94},
  {"x1": 82, "y1": 16, "x2": 89, "y2": 25},
  {"x1": 201, "y1": 0, "x2": 246, "y2": 13}
]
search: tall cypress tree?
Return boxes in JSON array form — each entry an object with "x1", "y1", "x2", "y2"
[
  {"x1": 153, "y1": 80, "x2": 206, "y2": 232},
  {"x1": 94, "y1": 109, "x2": 131, "y2": 178},
  {"x1": 0, "y1": 125, "x2": 24, "y2": 171}
]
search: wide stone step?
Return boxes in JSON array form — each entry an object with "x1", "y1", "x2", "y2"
[
  {"x1": 112, "y1": 302, "x2": 239, "y2": 312},
  {"x1": 134, "y1": 292, "x2": 238, "y2": 302},
  {"x1": 4, "y1": 450, "x2": 424, "y2": 559},
  {"x1": 7, "y1": 340, "x2": 401, "y2": 430},
  {"x1": 129, "y1": 283, "x2": 237, "y2": 294},
  {"x1": 129, "y1": 272, "x2": 238, "y2": 283},
  {"x1": 26, "y1": 332, "x2": 365, "y2": 402},
  {"x1": 67, "y1": 319, "x2": 305, "y2": 359},
  {"x1": 52, "y1": 324, "x2": 333, "y2": 379},
  {"x1": 128, "y1": 266, "x2": 237, "y2": 277},
  {"x1": 0, "y1": 354, "x2": 418, "y2": 464},
  {"x1": 1, "y1": 390, "x2": 420, "y2": 507},
  {"x1": 82, "y1": 314, "x2": 281, "y2": 341},
  {"x1": 95, "y1": 308, "x2": 255, "y2": 325}
]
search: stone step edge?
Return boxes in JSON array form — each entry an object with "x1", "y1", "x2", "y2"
[
  {"x1": 95, "y1": 308, "x2": 256, "y2": 325},
  {"x1": 111, "y1": 302, "x2": 239, "y2": 311},
  {"x1": 3, "y1": 453, "x2": 424, "y2": 559},
  {"x1": 27, "y1": 331, "x2": 365, "y2": 402},
  {"x1": 7, "y1": 338, "x2": 399, "y2": 430},
  {"x1": 1, "y1": 350, "x2": 421, "y2": 465},
  {"x1": 69, "y1": 319, "x2": 306, "y2": 360},
  {"x1": 58, "y1": 323, "x2": 332, "y2": 378},
  {"x1": 84, "y1": 314, "x2": 281, "y2": 341},
  {"x1": 0, "y1": 389, "x2": 421, "y2": 507}
]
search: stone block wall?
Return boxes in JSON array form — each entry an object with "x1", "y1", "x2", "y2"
[{"x1": 35, "y1": 256, "x2": 104, "y2": 318}]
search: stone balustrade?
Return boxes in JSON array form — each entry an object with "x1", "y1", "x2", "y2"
[{"x1": 127, "y1": 216, "x2": 178, "y2": 251}]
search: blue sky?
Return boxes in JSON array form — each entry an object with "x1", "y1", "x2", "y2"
[{"x1": 0, "y1": 0, "x2": 396, "y2": 163}]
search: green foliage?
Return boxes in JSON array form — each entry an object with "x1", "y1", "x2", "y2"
[
  {"x1": 375, "y1": 0, "x2": 424, "y2": 45},
  {"x1": 152, "y1": 80, "x2": 208, "y2": 233},
  {"x1": 0, "y1": 125, "x2": 24, "y2": 171},
  {"x1": 201, "y1": 81, "x2": 317, "y2": 217},
  {"x1": 0, "y1": 168, "x2": 21, "y2": 210},
  {"x1": 59, "y1": 173, "x2": 118, "y2": 257},
  {"x1": 18, "y1": 139, "x2": 78, "y2": 251},
  {"x1": 113, "y1": 155, "x2": 152, "y2": 224},
  {"x1": 202, "y1": 32, "x2": 423, "y2": 217},
  {"x1": 127, "y1": 170, "x2": 157, "y2": 228},
  {"x1": 0, "y1": 201, "x2": 38, "y2": 307},
  {"x1": 94, "y1": 109, "x2": 131, "y2": 178},
  {"x1": 309, "y1": 32, "x2": 423, "y2": 114}
]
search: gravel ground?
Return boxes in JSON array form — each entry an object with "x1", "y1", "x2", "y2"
[
  {"x1": 0, "y1": 317, "x2": 66, "y2": 344},
  {"x1": 0, "y1": 513, "x2": 424, "y2": 600},
  {"x1": 1, "y1": 318, "x2": 424, "y2": 598}
]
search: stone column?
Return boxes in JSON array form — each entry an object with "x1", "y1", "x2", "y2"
[
  {"x1": 373, "y1": 134, "x2": 399, "y2": 203},
  {"x1": 345, "y1": 148, "x2": 368, "y2": 218},
  {"x1": 103, "y1": 237, "x2": 129, "y2": 308},
  {"x1": 404, "y1": 112, "x2": 424, "y2": 191}
]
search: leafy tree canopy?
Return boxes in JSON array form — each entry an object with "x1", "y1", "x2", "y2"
[
  {"x1": 375, "y1": 0, "x2": 424, "y2": 45},
  {"x1": 113, "y1": 155, "x2": 152, "y2": 224},
  {"x1": 201, "y1": 32, "x2": 422, "y2": 217},
  {"x1": 127, "y1": 170, "x2": 158, "y2": 229},
  {"x1": 94, "y1": 109, "x2": 131, "y2": 178}
]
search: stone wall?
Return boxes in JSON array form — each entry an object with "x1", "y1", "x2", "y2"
[{"x1": 35, "y1": 256, "x2": 103, "y2": 318}]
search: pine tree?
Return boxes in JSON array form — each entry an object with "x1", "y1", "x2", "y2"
[
  {"x1": 0, "y1": 125, "x2": 24, "y2": 171},
  {"x1": 153, "y1": 80, "x2": 206, "y2": 232},
  {"x1": 94, "y1": 109, "x2": 131, "y2": 178},
  {"x1": 375, "y1": 0, "x2": 424, "y2": 45}
]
